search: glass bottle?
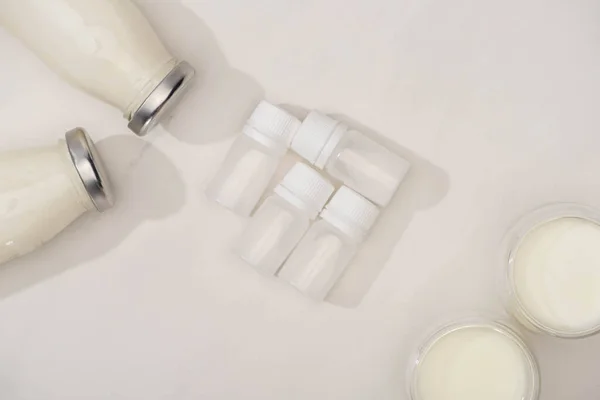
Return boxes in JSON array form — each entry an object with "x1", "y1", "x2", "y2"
[
  {"x1": 0, "y1": 128, "x2": 113, "y2": 265},
  {"x1": 0, "y1": 0, "x2": 195, "y2": 136}
]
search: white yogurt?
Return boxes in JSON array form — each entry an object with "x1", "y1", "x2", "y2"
[
  {"x1": 507, "y1": 205, "x2": 600, "y2": 337},
  {"x1": 411, "y1": 322, "x2": 539, "y2": 400},
  {"x1": 0, "y1": 130, "x2": 112, "y2": 265}
]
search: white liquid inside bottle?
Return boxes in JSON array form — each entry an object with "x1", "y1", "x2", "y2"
[
  {"x1": 278, "y1": 186, "x2": 380, "y2": 300},
  {"x1": 0, "y1": 128, "x2": 113, "y2": 265},
  {"x1": 235, "y1": 163, "x2": 334, "y2": 276},
  {"x1": 506, "y1": 204, "x2": 600, "y2": 337},
  {"x1": 278, "y1": 223, "x2": 352, "y2": 299},
  {"x1": 290, "y1": 111, "x2": 410, "y2": 207},
  {"x1": 208, "y1": 147, "x2": 277, "y2": 215},
  {"x1": 236, "y1": 200, "x2": 302, "y2": 274},
  {"x1": 205, "y1": 101, "x2": 301, "y2": 217},
  {"x1": 410, "y1": 321, "x2": 539, "y2": 400},
  {"x1": 0, "y1": 0, "x2": 195, "y2": 136},
  {"x1": 324, "y1": 129, "x2": 410, "y2": 207}
]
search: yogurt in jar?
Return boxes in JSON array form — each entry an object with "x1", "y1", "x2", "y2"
[
  {"x1": 0, "y1": 128, "x2": 113, "y2": 265},
  {"x1": 410, "y1": 321, "x2": 539, "y2": 400},
  {"x1": 506, "y1": 204, "x2": 600, "y2": 337}
]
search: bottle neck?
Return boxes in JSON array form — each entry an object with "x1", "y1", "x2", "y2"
[
  {"x1": 124, "y1": 58, "x2": 178, "y2": 120},
  {"x1": 242, "y1": 125, "x2": 287, "y2": 155},
  {"x1": 315, "y1": 124, "x2": 347, "y2": 169},
  {"x1": 320, "y1": 209, "x2": 365, "y2": 242},
  {"x1": 59, "y1": 141, "x2": 96, "y2": 213}
]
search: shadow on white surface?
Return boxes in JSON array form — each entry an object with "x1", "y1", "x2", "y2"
[
  {"x1": 0, "y1": 135, "x2": 185, "y2": 300},
  {"x1": 325, "y1": 115, "x2": 450, "y2": 308},
  {"x1": 532, "y1": 333, "x2": 600, "y2": 400},
  {"x1": 137, "y1": 0, "x2": 265, "y2": 144}
]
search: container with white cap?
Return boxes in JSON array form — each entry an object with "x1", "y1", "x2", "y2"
[
  {"x1": 0, "y1": 128, "x2": 113, "y2": 265},
  {"x1": 291, "y1": 111, "x2": 410, "y2": 206},
  {"x1": 278, "y1": 186, "x2": 379, "y2": 300},
  {"x1": 0, "y1": 0, "x2": 195, "y2": 136},
  {"x1": 206, "y1": 101, "x2": 301, "y2": 217},
  {"x1": 235, "y1": 162, "x2": 334, "y2": 276}
]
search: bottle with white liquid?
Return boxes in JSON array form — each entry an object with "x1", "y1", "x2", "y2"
[
  {"x1": 235, "y1": 163, "x2": 334, "y2": 276},
  {"x1": 205, "y1": 101, "x2": 301, "y2": 216},
  {"x1": 0, "y1": 128, "x2": 113, "y2": 265},
  {"x1": 0, "y1": 0, "x2": 195, "y2": 136},
  {"x1": 504, "y1": 203, "x2": 600, "y2": 338},
  {"x1": 278, "y1": 186, "x2": 379, "y2": 300},
  {"x1": 410, "y1": 320, "x2": 539, "y2": 400},
  {"x1": 291, "y1": 111, "x2": 410, "y2": 207}
]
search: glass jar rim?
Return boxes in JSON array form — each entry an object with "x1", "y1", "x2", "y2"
[
  {"x1": 409, "y1": 319, "x2": 540, "y2": 400},
  {"x1": 504, "y1": 202, "x2": 600, "y2": 338}
]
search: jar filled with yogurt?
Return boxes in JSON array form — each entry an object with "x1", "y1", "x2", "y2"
[
  {"x1": 0, "y1": 0, "x2": 195, "y2": 136},
  {"x1": 504, "y1": 203, "x2": 600, "y2": 338},
  {"x1": 409, "y1": 320, "x2": 539, "y2": 400},
  {"x1": 0, "y1": 128, "x2": 113, "y2": 265}
]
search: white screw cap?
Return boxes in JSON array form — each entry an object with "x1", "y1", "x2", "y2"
[
  {"x1": 290, "y1": 111, "x2": 347, "y2": 169},
  {"x1": 322, "y1": 186, "x2": 380, "y2": 236},
  {"x1": 244, "y1": 101, "x2": 301, "y2": 148},
  {"x1": 275, "y1": 163, "x2": 334, "y2": 218}
]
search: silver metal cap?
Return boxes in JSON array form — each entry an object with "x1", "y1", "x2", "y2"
[
  {"x1": 127, "y1": 61, "x2": 196, "y2": 136},
  {"x1": 65, "y1": 128, "x2": 114, "y2": 212}
]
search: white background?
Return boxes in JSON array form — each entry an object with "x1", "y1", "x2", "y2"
[{"x1": 1, "y1": 0, "x2": 600, "y2": 398}]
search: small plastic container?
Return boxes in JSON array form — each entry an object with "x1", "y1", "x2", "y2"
[
  {"x1": 278, "y1": 186, "x2": 379, "y2": 300},
  {"x1": 235, "y1": 163, "x2": 334, "y2": 275},
  {"x1": 205, "y1": 101, "x2": 301, "y2": 216},
  {"x1": 290, "y1": 111, "x2": 410, "y2": 207},
  {"x1": 409, "y1": 320, "x2": 539, "y2": 400},
  {"x1": 503, "y1": 203, "x2": 600, "y2": 338}
]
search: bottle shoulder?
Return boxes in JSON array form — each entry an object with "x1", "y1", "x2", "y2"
[
  {"x1": 323, "y1": 129, "x2": 367, "y2": 165},
  {"x1": 238, "y1": 129, "x2": 288, "y2": 156},
  {"x1": 260, "y1": 195, "x2": 310, "y2": 217},
  {"x1": 309, "y1": 219, "x2": 362, "y2": 245}
]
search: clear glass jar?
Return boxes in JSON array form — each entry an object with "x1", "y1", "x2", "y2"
[
  {"x1": 235, "y1": 163, "x2": 334, "y2": 276},
  {"x1": 503, "y1": 203, "x2": 600, "y2": 338},
  {"x1": 0, "y1": 128, "x2": 113, "y2": 265},
  {"x1": 409, "y1": 320, "x2": 539, "y2": 400},
  {"x1": 290, "y1": 111, "x2": 410, "y2": 206},
  {"x1": 205, "y1": 101, "x2": 300, "y2": 217},
  {"x1": 278, "y1": 186, "x2": 379, "y2": 300},
  {"x1": 0, "y1": 0, "x2": 195, "y2": 136}
]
